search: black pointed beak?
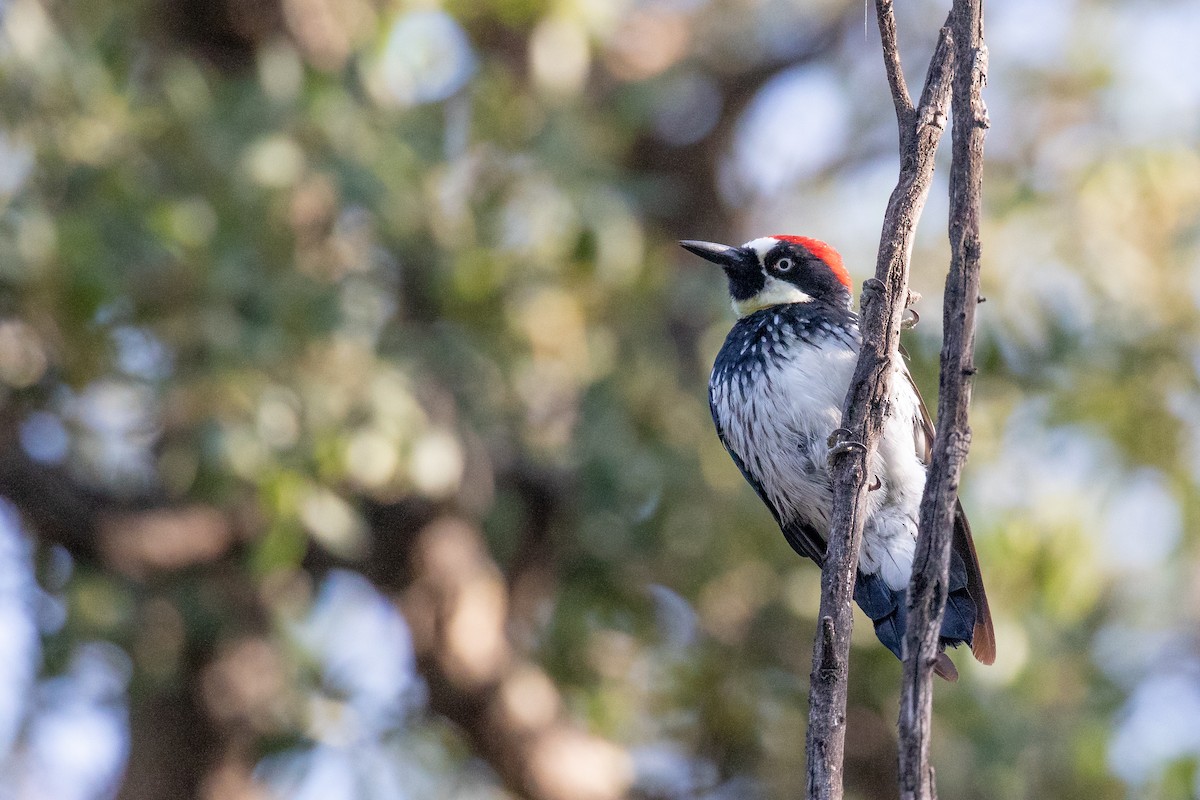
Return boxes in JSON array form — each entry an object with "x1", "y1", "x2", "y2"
[{"x1": 679, "y1": 240, "x2": 756, "y2": 273}]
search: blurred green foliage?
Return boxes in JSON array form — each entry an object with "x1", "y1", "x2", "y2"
[{"x1": 1, "y1": 0, "x2": 1199, "y2": 798}]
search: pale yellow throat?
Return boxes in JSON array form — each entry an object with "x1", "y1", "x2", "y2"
[{"x1": 732, "y1": 276, "x2": 813, "y2": 317}]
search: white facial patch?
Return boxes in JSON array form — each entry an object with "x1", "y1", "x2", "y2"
[
  {"x1": 733, "y1": 277, "x2": 813, "y2": 316},
  {"x1": 733, "y1": 237, "x2": 813, "y2": 316},
  {"x1": 744, "y1": 237, "x2": 779, "y2": 263}
]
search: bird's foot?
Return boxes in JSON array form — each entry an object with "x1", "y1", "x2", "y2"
[
  {"x1": 827, "y1": 427, "x2": 854, "y2": 448},
  {"x1": 826, "y1": 428, "x2": 866, "y2": 464},
  {"x1": 903, "y1": 289, "x2": 922, "y2": 329},
  {"x1": 860, "y1": 278, "x2": 886, "y2": 296}
]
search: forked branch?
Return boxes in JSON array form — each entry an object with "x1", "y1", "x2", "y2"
[{"x1": 804, "y1": 7, "x2": 954, "y2": 799}]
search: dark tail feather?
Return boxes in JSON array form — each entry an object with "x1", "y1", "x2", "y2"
[
  {"x1": 854, "y1": 565, "x2": 979, "y2": 681},
  {"x1": 853, "y1": 571, "x2": 907, "y2": 661},
  {"x1": 952, "y1": 503, "x2": 996, "y2": 665},
  {"x1": 940, "y1": 549, "x2": 978, "y2": 644}
]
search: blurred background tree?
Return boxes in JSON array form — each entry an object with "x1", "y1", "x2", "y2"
[{"x1": 0, "y1": 0, "x2": 1197, "y2": 798}]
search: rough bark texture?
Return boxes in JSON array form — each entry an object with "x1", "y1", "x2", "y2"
[
  {"x1": 804, "y1": 6, "x2": 954, "y2": 798},
  {"x1": 896, "y1": 0, "x2": 988, "y2": 798}
]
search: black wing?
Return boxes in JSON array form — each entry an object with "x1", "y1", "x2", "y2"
[
  {"x1": 899, "y1": 359, "x2": 997, "y2": 665},
  {"x1": 709, "y1": 397, "x2": 827, "y2": 565}
]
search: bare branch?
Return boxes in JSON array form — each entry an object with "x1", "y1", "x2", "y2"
[
  {"x1": 804, "y1": 13, "x2": 954, "y2": 800},
  {"x1": 896, "y1": 0, "x2": 988, "y2": 797},
  {"x1": 875, "y1": 0, "x2": 916, "y2": 140}
]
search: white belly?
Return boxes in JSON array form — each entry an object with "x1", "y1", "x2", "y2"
[
  {"x1": 711, "y1": 336, "x2": 927, "y2": 591},
  {"x1": 710, "y1": 339, "x2": 854, "y2": 525}
]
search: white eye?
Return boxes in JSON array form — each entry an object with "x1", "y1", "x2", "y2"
[{"x1": 776, "y1": 257, "x2": 793, "y2": 272}]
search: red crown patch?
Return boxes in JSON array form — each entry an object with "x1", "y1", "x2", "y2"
[{"x1": 772, "y1": 235, "x2": 851, "y2": 290}]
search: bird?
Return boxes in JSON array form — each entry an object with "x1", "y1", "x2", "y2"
[{"x1": 680, "y1": 234, "x2": 995, "y2": 680}]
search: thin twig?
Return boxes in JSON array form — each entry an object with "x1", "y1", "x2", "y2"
[
  {"x1": 896, "y1": 0, "x2": 988, "y2": 798},
  {"x1": 804, "y1": 9, "x2": 954, "y2": 799},
  {"x1": 875, "y1": 0, "x2": 916, "y2": 141}
]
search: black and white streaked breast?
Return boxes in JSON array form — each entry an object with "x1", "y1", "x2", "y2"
[{"x1": 708, "y1": 303, "x2": 860, "y2": 531}]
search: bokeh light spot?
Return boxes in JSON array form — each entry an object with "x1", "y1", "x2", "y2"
[
  {"x1": 530, "y1": 16, "x2": 591, "y2": 97},
  {"x1": 731, "y1": 65, "x2": 850, "y2": 197},
  {"x1": 244, "y1": 135, "x2": 306, "y2": 188},
  {"x1": 409, "y1": 430, "x2": 465, "y2": 498},
  {"x1": 376, "y1": 11, "x2": 476, "y2": 107},
  {"x1": 0, "y1": 319, "x2": 46, "y2": 388},
  {"x1": 19, "y1": 412, "x2": 69, "y2": 465}
]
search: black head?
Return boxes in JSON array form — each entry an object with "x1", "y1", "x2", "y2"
[{"x1": 680, "y1": 235, "x2": 852, "y2": 316}]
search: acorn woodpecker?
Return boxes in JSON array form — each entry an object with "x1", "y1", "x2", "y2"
[{"x1": 681, "y1": 235, "x2": 995, "y2": 680}]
